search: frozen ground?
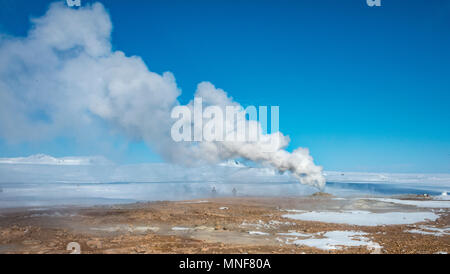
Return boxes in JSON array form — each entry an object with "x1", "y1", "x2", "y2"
[
  {"x1": 406, "y1": 225, "x2": 450, "y2": 237},
  {"x1": 0, "y1": 196, "x2": 447, "y2": 254},
  {"x1": 0, "y1": 155, "x2": 449, "y2": 208},
  {"x1": 277, "y1": 230, "x2": 382, "y2": 251},
  {"x1": 0, "y1": 156, "x2": 448, "y2": 254},
  {"x1": 282, "y1": 210, "x2": 440, "y2": 226},
  {"x1": 364, "y1": 198, "x2": 450, "y2": 208}
]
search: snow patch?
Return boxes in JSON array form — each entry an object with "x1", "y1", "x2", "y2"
[
  {"x1": 172, "y1": 226, "x2": 190, "y2": 231},
  {"x1": 283, "y1": 210, "x2": 439, "y2": 226},
  {"x1": 435, "y1": 192, "x2": 450, "y2": 201},
  {"x1": 324, "y1": 171, "x2": 450, "y2": 185},
  {"x1": 406, "y1": 225, "x2": 450, "y2": 237},
  {"x1": 277, "y1": 231, "x2": 311, "y2": 237},
  {"x1": 248, "y1": 231, "x2": 270, "y2": 236},
  {"x1": 365, "y1": 198, "x2": 450, "y2": 208},
  {"x1": 278, "y1": 230, "x2": 382, "y2": 251},
  {"x1": 240, "y1": 219, "x2": 292, "y2": 229}
]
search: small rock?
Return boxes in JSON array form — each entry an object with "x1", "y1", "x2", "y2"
[{"x1": 86, "y1": 239, "x2": 102, "y2": 249}]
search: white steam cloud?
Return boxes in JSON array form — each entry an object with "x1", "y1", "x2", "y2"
[{"x1": 0, "y1": 2, "x2": 325, "y2": 189}]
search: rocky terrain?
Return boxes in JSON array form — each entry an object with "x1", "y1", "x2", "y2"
[{"x1": 0, "y1": 196, "x2": 448, "y2": 254}]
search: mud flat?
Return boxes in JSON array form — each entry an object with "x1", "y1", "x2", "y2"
[{"x1": 0, "y1": 195, "x2": 448, "y2": 254}]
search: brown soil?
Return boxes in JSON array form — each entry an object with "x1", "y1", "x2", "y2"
[{"x1": 0, "y1": 197, "x2": 448, "y2": 254}]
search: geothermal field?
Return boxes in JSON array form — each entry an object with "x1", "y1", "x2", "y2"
[
  {"x1": 0, "y1": 156, "x2": 448, "y2": 254},
  {"x1": 0, "y1": 195, "x2": 448, "y2": 254},
  {"x1": 0, "y1": 1, "x2": 449, "y2": 257}
]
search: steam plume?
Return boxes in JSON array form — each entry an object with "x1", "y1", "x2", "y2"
[{"x1": 0, "y1": 2, "x2": 325, "y2": 189}]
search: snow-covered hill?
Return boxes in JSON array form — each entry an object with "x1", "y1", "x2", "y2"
[{"x1": 0, "y1": 154, "x2": 112, "y2": 166}]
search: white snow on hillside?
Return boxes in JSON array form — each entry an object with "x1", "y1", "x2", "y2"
[
  {"x1": 0, "y1": 155, "x2": 448, "y2": 191},
  {"x1": 324, "y1": 171, "x2": 450, "y2": 185},
  {"x1": 0, "y1": 154, "x2": 112, "y2": 166},
  {"x1": 0, "y1": 154, "x2": 449, "y2": 208}
]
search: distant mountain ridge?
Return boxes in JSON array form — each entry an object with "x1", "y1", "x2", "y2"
[
  {"x1": 0, "y1": 154, "x2": 113, "y2": 166},
  {"x1": 0, "y1": 154, "x2": 449, "y2": 186}
]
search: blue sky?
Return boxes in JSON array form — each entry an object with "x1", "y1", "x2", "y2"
[{"x1": 0, "y1": 0, "x2": 449, "y2": 173}]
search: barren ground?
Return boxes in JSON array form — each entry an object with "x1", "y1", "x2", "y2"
[{"x1": 0, "y1": 196, "x2": 448, "y2": 254}]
